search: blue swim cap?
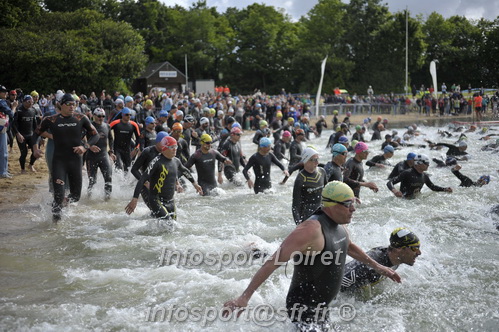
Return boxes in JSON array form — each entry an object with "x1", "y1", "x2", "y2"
[
  {"x1": 259, "y1": 137, "x2": 271, "y2": 147},
  {"x1": 406, "y1": 152, "x2": 417, "y2": 161},
  {"x1": 145, "y1": 116, "x2": 155, "y2": 125},
  {"x1": 478, "y1": 175, "x2": 490, "y2": 185},
  {"x1": 159, "y1": 110, "x2": 169, "y2": 117},
  {"x1": 383, "y1": 145, "x2": 395, "y2": 153},
  {"x1": 338, "y1": 136, "x2": 349, "y2": 144},
  {"x1": 155, "y1": 131, "x2": 169, "y2": 143},
  {"x1": 122, "y1": 107, "x2": 131, "y2": 115},
  {"x1": 232, "y1": 122, "x2": 241, "y2": 128},
  {"x1": 332, "y1": 143, "x2": 348, "y2": 156}
]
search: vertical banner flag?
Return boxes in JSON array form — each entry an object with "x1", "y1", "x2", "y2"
[
  {"x1": 316, "y1": 56, "x2": 328, "y2": 118},
  {"x1": 430, "y1": 60, "x2": 438, "y2": 107}
]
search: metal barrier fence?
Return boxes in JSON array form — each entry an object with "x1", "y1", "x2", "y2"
[{"x1": 317, "y1": 103, "x2": 417, "y2": 117}]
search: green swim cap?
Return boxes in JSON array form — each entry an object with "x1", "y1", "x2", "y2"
[
  {"x1": 322, "y1": 181, "x2": 354, "y2": 207},
  {"x1": 390, "y1": 227, "x2": 420, "y2": 248}
]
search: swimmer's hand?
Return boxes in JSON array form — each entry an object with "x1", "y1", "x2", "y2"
[
  {"x1": 392, "y1": 189, "x2": 403, "y2": 198},
  {"x1": 377, "y1": 266, "x2": 401, "y2": 283},
  {"x1": 89, "y1": 145, "x2": 101, "y2": 153},
  {"x1": 73, "y1": 145, "x2": 86, "y2": 155},
  {"x1": 444, "y1": 187, "x2": 453, "y2": 193},
  {"x1": 364, "y1": 181, "x2": 378, "y2": 193},
  {"x1": 193, "y1": 182, "x2": 203, "y2": 195},
  {"x1": 282, "y1": 170, "x2": 290, "y2": 178},
  {"x1": 223, "y1": 296, "x2": 249, "y2": 318},
  {"x1": 246, "y1": 179, "x2": 254, "y2": 189},
  {"x1": 125, "y1": 198, "x2": 138, "y2": 215},
  {"x1": 33, "y1": 148, "x2": 44, "y2": 159}
]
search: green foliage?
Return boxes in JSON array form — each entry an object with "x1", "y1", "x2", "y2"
[
  {"x1": 1, "y1": 0, "x2": 498, "y2": 95},
  {"x1": 0, "y1": 9, "x2": 147, "y2": 94},
  {"x1": 0, "y1": 0, "x2": 41, "y2": 28}
]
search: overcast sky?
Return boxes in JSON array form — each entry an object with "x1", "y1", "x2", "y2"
[{"x1": 160, "y1": 0, "x2": 499, "y2": 21}]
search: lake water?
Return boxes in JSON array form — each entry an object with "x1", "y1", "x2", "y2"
[{"x1": 1, "y1": 122, "x2": 498, "y2": 331}]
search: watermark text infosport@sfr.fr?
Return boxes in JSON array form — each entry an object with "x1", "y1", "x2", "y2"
[
  {"x1": 145, "y1": 303, "x2": 356, "y2": 327},
  {"x1": 158, "y1": 247, "x2": 345, "y2": 271}
]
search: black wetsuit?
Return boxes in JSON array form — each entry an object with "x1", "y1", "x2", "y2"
[
  {"x1": 292, "y1": 167, "x2": 327, "y2": 224},
  {"x1": 324, "y1": 161, "x2": 343, "y2": 182},
  {"x1": 242, "y1": 152, "x2": 286, "y2": 194},
  {"x1": 175, "y1": 137, "x2": 190, "y2": 165},
  {"x1": 131, "y1": 146, "x2": 161, "y2": 208},
  {"x1": 366, "y1": 154, "x2": 390, "y2": 168},
  {"x1": 219, "y1": 138, "x2": 246, "y2": 182},
  {"x1": 143, "y1": 155, "x2": 195, "y2": 219},
  {"x1": 352, "y1": 132, "x2": 365, "y2": 142},
  {"x1": 388, "y1": 160, "x2": 411, "y2": 180},
  {"x1": 289, "y1": 140, "x2": 303, "y2": 169},
  {"x1": 185, "y1": 149, "x2": 227, "y2": 196},
  {"x1": 341, "y1": 246, "x2": 397, "y2": 292},
  {"x1": 110, "y1": 119, "x2": 140, "y2": 172},
  {"x1": 387, "y1": 168, "x2": 447, "y2": 198},
  {"x1": 12, "y1": 104, "x2": 37, "y2": 170},
  {"x1": 35, "y1": 113, "x2": 98, "y2": 217},
  {"x1": 252, "y1": 129, "x2": 265, "y2": 145},
  {"x1": 435, "y1": 143, "x2": 468, "y2": 157},
  {"x1": 451, "y1": 169, "x2": 481, "y2": 187},
  {"x1": 86, "y1": 121, "x2": 113, "y2": 198},
  {"x1": 140, "y1": 129, "x2": 157, "y2": 149},
  {"x1": 286, "y1": 209, "x2": 349, "y2": 325},
  {"x1": 343, "y1": 157, "x2": 365, "y2": 198},
  {"x1": 371, "y1": 129, "x2": 382, "y2": 140},
  {"x1": 273, "y1": 138, "x2": 288, "y2": 161}
]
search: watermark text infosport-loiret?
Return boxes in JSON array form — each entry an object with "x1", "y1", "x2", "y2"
[
  {"x1": 145, "y1": 302, "x2": 356, "y2": 327},
  {"x1": 158, "y1": 247, "x2": 345, "y2": 271}
]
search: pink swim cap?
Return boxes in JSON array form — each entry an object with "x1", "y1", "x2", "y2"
[
  {"x1": 282, "y1": 130, "x2": 292, "y2": 138},
  {"x1": 354, "y1": 142, "x2": 369, "y2": 154}
]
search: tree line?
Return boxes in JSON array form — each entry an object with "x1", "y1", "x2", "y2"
[{"x1": 1, "y1": 0, "x2": 498, "y2": 96}]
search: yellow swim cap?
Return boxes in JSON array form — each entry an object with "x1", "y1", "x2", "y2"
[
  {"x1": 322, "y1": 181, "x2": 354, "y2": 207},
  {"x1": 200, "y1": 133, "x2": 213, "y2": 143}
]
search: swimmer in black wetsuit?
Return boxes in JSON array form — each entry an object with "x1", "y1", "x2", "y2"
[
  {"x1": 33, "y1": 93, "x2": 99, "y2": 222},
  {"x1": 366, "y1": 145, "x2": 394, "y2": 168},
  {"x1": 127, "y1": 132, "x2": 168, "y2": 212},
  {"x1": 431, "y1": 141, "x2": 468, "y2": 159},
  {"x1": 341, "y1": 227, "x2": 421, "y2": 294},
  {"x1": 109, "y1": 107, "x2": 141, "y2": 172},
  {"x1": 223, "y1": 181, "x2": 401, "y2": 331},
  {"x1": 343, "y1": 142, "x2": 379, "y2": 198},
  {"x1": 185, "y1": 133, "x2": 231, "y2": 196},
  {"x1": 451, "y1": 164, "x2": 490, "y2": 187},
  {"x1": 387, "y1": 154, "x2": 452, "y2": 198},
  {"x1": 292, "y1": 147, "x2": 327, "y2": 224},
  {"x1": 242, "y1": 137, "x2": 288, "y2": 194},
  {"x1": 324, "y1": 143, "x2": 348, "y2": 182},
  {"x1": 219, "y1": 127, "x2": 246, "y2": 184},
  {"x1": 288, "y1": 129, "x2": 306, "y2": 169},
  {"x1": 170, "y1": 122, "x2": 190, "y2": 165},
  {"x1": 125, "y1": 136, "x2": 202, "y2": 218},
  {"x1": 388, "y1": 152, "x2": 416, "y2": 180},
  {"x1": 12, "y1": 95, "x2": 38, "y2": 173},
  {"x1": 86, "y1": 108, "x2": 114, "y2": 200},
  {"x1": 273, "y1": 130, "x2": 292, "y2": 161}
]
